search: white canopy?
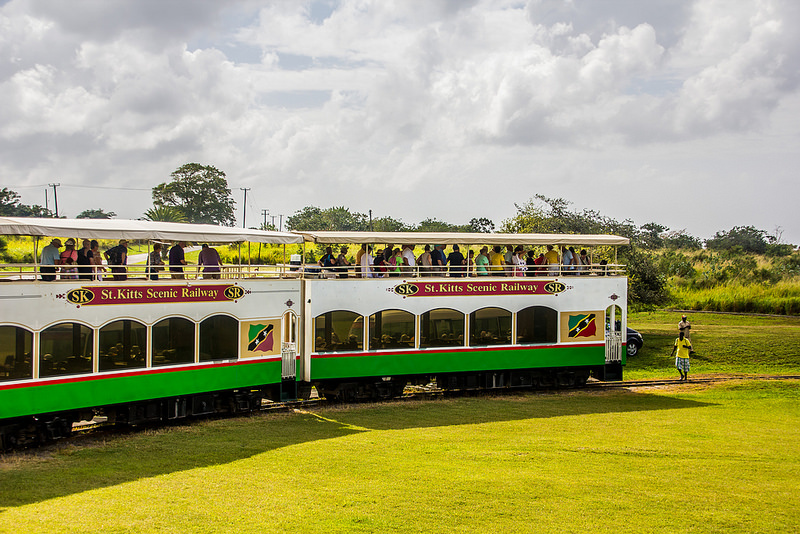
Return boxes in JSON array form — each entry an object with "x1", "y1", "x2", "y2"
[
  {"x1": 295, "y1": 231, "x2": 629, "y2": 246},
  {"x1": 0, "y1": 217, "x2": 303, "y2": 244}
]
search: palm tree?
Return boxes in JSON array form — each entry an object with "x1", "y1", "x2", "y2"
[{"x1": 142, "y1": 206, "x2": 187, "y2": 223}]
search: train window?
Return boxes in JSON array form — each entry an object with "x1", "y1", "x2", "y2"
[
  {"x1": 152, "y1": 318, "x2": 195, "y2": 366},
  {"x1": 314, "y1": 311, "x2": 363, "y2": 353},
  {"x1": 368, "y1": 310, "x2": 415, "y2": 351},
  {"x1": 516, "y1": 306, "x2": 558, "y2": 344},
  {"x1": 469, "y1": 307, "x2": 512, "y2": 346},
  {"x1": 420, "y1": 309, "x2": 465, "y2": 348},
  {"x1": 39, "y1": 323, "x2": 93, "y2": 378},
  {"x1": 0, "y1": 326, "x2": 33, "y2": 381},
  {"x1": 200, "y1": 315, "x2": 238, "y2": 361},
  {"x1": 99, "y1": 320, "x2": 147, "y2": 372}
]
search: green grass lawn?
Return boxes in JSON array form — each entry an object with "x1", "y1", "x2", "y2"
[
  {"x1": 626, "y1": 311, "x2": 800, "y2": 379},
  {"x1": 1, "y1": 380, "x2": 798, "y2": 533}
]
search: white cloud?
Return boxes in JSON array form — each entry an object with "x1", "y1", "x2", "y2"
[{"x1": 0, "y1": 0, "x2": 797, "y2": 243}]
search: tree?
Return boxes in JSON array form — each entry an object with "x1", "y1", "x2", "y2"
[
  {"x1": 372, "y1": 216, "x2": 411, "y2": 232},
  {"x1": 0, "y1": 187, "x2": 54, "y2": 217},
  {"x1": 77, "y1": 208, "x2": 116, "y2": 219},
  {"x1": 152, "y1": 163, "x2": 236, "y2": 225},
  {"x1": 706, "y1": 226, "x2": 769, "y2": 254},
  {"x1": 662, "y1": 230, "x2": 702, "y2": 250},
  {"x1": 415, "y1": 218, "x2": 467, "y2": 232},
  {"x1": 285, "y1": 206, "x2": 368, "y2": 231},
  {"x1": 142, "y1": 206, "x2": 188, "y2": 223},
  {"x1": 639, "y1": 222, "x2": 667, "y2": 249},
  {"x1": 468, "y1": 217, "x2": 495, "y2": 233}
]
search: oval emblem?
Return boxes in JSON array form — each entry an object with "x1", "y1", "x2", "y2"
[
  {"x1": 393, "y1": 283, "x2": 419, "y2": 296},
  {"x1": 224, "y1": 286, "x2": 245, "y2": 300},
  {"x1": 66, "y1": 288, "x2": 95, "y2": 305},
  {"x1": 543, "y1": 282, "x2": 566, "y2": 294}
]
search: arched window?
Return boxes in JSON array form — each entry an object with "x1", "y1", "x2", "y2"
[
  {"x1": 314, "y1": 311, "x2": 363, "y2": 353},
  {"x1": 39, "y1": 323, "x2": 93, "y2": 378},
  {"x1": 0, "y1": 326, "x2": 33, "y2": 381},
  {"x1": 369, "y1": 310, "x2": 415, "y2": 350},
  {"x1": 420, "y1": 309, "x2": 465, "y2": 348},
  {"x1": 516, "y1": 306, "x2": 558, "y2": 344},
  {"x1": 152, "y1": 317, "x2": 195, "y2": 366},
  {"x1": 469, "y1": 307, "x2": 512, "y2": 346},
  {"x1": 99, "y1": 320, "x2": 147, "y2": 371},
  {"x1": 606, "y1": 305, "x2": 623, "y2": 332},
  {"x1": 200, "y1": 315, "x2": 238, "y2": 361}
]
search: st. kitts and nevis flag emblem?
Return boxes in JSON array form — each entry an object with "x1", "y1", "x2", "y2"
[
  {"x1": 568, "y1": 313, "x2": 596, "y2": 338},
  {"x1": 248, "y1": 323, "x2": 275, "y2": 352}
]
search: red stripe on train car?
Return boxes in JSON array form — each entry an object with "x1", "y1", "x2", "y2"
[{"x1": 0, "y1": 356, "x2": 282, "y2": 391}]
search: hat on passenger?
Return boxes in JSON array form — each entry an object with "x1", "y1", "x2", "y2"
[
  {"x1": 65, "y1": 238, "x2": 76, "y2": 246},
  {"x1": 51, "y1": 238, "x2": 62, "y2": 247}
]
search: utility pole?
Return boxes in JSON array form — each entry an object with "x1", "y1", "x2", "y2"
[
  {"x1": 44, "y1": 189, "x2": 48, "y2": 211},
  {"x1": 278, "y1": 214, "x2": 283, "y2": 232},
  {"x1": 49, "y1": 183, "x2": 60, "y2": 217},
  {"x1": 239, "y1": 188, "x2": 250, "y2": 228},
  {"x1": 369, "y1": 209, "x2": 373, "y2": 231},
  {"x1": 261, "y1": 209, "x2": 268, "y2": 229}
]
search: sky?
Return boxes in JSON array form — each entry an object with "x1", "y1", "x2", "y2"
[{"x1": 1, "y1": 0, "x2": 798, "y2": 243}]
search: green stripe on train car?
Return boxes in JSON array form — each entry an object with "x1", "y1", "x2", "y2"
[
  {"x1": 311, "y1": 345, "x2": 606, "y2": 380},
  {"x1": 0, "y1": 360, "x2": 282, "y2": 420}
]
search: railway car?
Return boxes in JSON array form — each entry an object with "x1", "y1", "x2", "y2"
[
  {"x1": 296, "y1": 231, "x2": 629, "y2": 400},
  {"x1": 0, "y1": 218, "x2": 303, "y2": 448},
  {"x1": 0, "y1": 219, "x2": 630, "y2": 448}
]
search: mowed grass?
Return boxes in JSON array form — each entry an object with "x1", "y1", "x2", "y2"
[
  {"x1": 1, "y1": 381, "x2": 799, "y2": 533},
  {"x1": 626, "y1": 311, "x2": 800, "y2": 379}
]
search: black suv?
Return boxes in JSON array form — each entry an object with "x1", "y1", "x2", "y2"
[{"x1": 627, "y1": 327, "x2": 644, "y2": 356}]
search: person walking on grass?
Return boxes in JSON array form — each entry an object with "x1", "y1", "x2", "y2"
[{"x1": 670, "y1": 331, "x2": 693, "y2": 381}]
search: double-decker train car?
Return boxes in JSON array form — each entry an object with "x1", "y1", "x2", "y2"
[
  {"x1": 296, "y1": 231, "x2": 628, "y2": 400},
  {"x1": 0, "y1": 219, "x2": 629, "y2": 448},
  {"x1": 0, "y1": 218, "x2": 303, "y2": 448}
]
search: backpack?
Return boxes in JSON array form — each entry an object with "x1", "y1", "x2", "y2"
[{"x1": 106, "y1": 245, "x2": 123, "y2": 265}]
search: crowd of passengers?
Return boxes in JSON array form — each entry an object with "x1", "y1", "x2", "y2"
[
  {"x1": 314, "y1": 244, "x2": 609, "y2": 277},
  {"x1": 37, "y1": 238, "x2": 222, "y2": 281}
]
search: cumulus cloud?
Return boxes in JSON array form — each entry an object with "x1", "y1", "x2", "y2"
[{"x1": 0, "y1": 0, "x2": 797, "y2": 242}]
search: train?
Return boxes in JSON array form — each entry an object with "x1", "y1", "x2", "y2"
[{"x1": 0, "y1": 218, "x2": 629, "y2": 448}]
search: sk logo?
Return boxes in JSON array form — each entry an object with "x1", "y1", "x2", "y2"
[
  {"x1": 393, "y1": 283, "x2": 419, "y2": 296},
  {"x1": 66, "y1": 288, "x2": 95, "y2": 305}
]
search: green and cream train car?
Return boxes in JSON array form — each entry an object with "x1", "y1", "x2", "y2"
[
  {"x1": 0, "y1": 220, "x2": 629, "y2": 447},
  {"x1": 295, "y1": 231, "x2": 629, "y2": 401}
]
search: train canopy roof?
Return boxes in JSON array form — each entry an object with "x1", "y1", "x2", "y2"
[
  {"x1": 295, "y1": 231, "x2": 629, "y2": 246},
  {"x1": 0, "y1": 217, "x2": 304, "y2": 244}
]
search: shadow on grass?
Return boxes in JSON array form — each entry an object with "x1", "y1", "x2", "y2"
[{"x1": 0, "y1": 390, "x2": 712, "y2": 508}]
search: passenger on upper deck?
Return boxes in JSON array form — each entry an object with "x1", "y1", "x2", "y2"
[
  {"x1": 447, "y1": 244, "x2": 465, "y2": 277},
  {"x1": 431, "y1": 245, "x2": 446, "y2": 275},
  {"x1": 512, "y1": 246, "x2": 526, "y2": 277},
  {"x1": 168, "y1": 241, "x2": 186, "y2": 279},
  {"x1": 401, "y1": 244, "x2": 416, "y2": 273},
  {"x1": 105, "y1": 239, "x2": 129, "y2": 281},
  {"x1": 388, "y1": 248, "x2": 403, "y2": 277},
  {"x1": 198, "y1": 244, "x2": 222, "y2": 279},
  {"x1": 355, "y1": 244, "x2": 366, "y2": 276},
  {"x1": 417, "y1": 245, "x2": 432, "y2": 276},
  {"x1": 373, "y1": 248, "x2": 388, "y2": 278},
  {"x1": 77, "y1": 239, "x2": 93, "y2": 280},
  {"x1": 489, "y1": 246, "x2": 504, "y2": 275},
  {"x1": 544, "y1": 245, "x2": 559, "y2": 274},
  {"x1": 336, "y1": 246, "x2": 351, "y2": 279},
  {"x1": 475, "y1": 247, "x2": 489, "y2": 276},
  {"x1": 319, "y1": 247, "x2": 336, "y2": 278},
  {"x1": 360, "y1": 245, "x2": 373, "y2": 278},
  {"x1": 148, "y1": 243, "x2": 165, "y2": 280},
  {"x1": 40, "y1": 238, "x2": 62, "y2": 281},
  {"x1": 504, "y1": 245, "x2": 515, "y2": 276},
  {"x1": 59, "y1": 238, "x2": 78, "y2": 279},
  {"x1": 90, "y1": 240, "x2": 104, "y2": 280}
]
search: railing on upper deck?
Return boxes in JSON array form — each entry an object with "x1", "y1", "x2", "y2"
[{"x1": 0, "y1": 262, "x2": 627, "y2": 281}]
